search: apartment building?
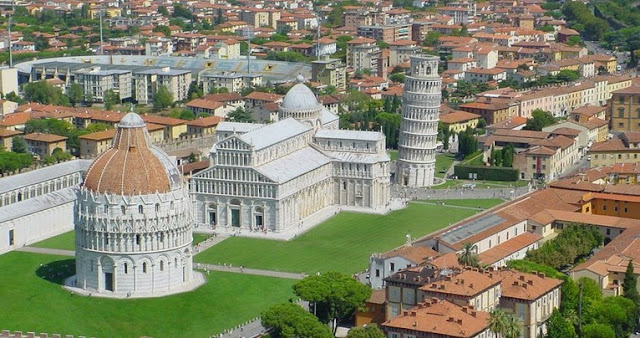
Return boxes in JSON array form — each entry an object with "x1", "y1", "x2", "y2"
[
  {"x1": 311, "y1": 57, "x2": 347, "y2": 90},
  {"x1": 346, "y1": 37, "x2": 377, "y2": 68},
  {"x1": 459, "y1": 97, "x2": 519, "y2": 125},
  {"x1": 517, "y1": 134, "x2": 579, "y2": 182},
  {"x1": 357, "y1": 24, "x2": 411, "y2": 44},
  {"x1": 75, "y1": 67, "x2": 132, "y2": 102},
  {"x1": 201, "y1": 73, "x2": 263, "y2": 93},
  {"x1": 589, "y1": 132, "x2": 640, "y2": 168},
  {"x1": 419, "y1": 269, "x2": 502, "y2": 312},
  {"x1": 609, "y1": 81, "x2": 640, "y2": 132},
  {"x1": 23, "y1": 133, "x2": 67, "y2": 157},
  {"x1": 133, "y1": 67, "x2": 191, "y2": 105},
  {"x1": 439, "y1": 110, "x2": 481, "y2": 133},
  {"x1": 145, "y1": 37, "x2": 173, "y2": 56}
]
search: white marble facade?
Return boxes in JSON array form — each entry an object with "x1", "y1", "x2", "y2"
[
  {"x1": 191, "y1": 76, "x2": 391, "y2": 233},
  {"x1": 396, "y1": 55, "x2": 442, "y2": 187}
]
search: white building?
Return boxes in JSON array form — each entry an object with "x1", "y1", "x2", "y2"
[
  {"x1": 201, "y1": 72, "x2": 263, "y2": 94},
  {"x1": 396, "y1": 55, "x2": 442, "y2": 187},
  {"x1": 190, "y1": 76, "x2": 391, "y2": 233},
  {"x1": 72, "y1": 113, "x2": 198, "y2": 297},
  {"x1": 75, "y1": 67, "x2": 132, "y2": 102},
  {"x1": 133, "y1": 67, "x2": 192, "y2": 104}
]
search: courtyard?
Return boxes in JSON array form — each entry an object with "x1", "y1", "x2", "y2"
[{"x1": 0, "y1": 252, "x2": 296, "y2": 337}]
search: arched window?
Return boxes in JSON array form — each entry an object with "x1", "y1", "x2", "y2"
[
  {"x1": 170, "y1": 201, "x2": 175, "y2": 210},
  {"x1": 17, "y1": 192, "x2": 22, "y2": 202},
  {"x1": 155, "y1": 203, "x2": 160, "y2": 212},
  {"x1": 104, "y1": 205, "x2": 108, "y2": 214},
  {"x1": 174, "y1": 257, "x2": 178, "y2": 267},
  {"x1": 121, "y1": 205, "x2": 126, "y2": 215},
  {"x1": 142, "y1": 262, "x2": 147, "y2": 273},
  {"x1": 138, "y1": 205, "x2": 143, "y2": 214},
  {"x1": 619, "y1": 107, "x2": 625, "y2": 118},
  {"x1": 124, "y1": 263, "x2": 128, "y2": 274},
  {"x1": 160, "y1": 261, "x2": 164, "y2": 271}
]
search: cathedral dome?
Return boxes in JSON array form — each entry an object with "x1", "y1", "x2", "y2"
[
  {"x1": 83, "y1": 113, "x2": 182, "y2": 195},
  {"x1": 281, "y1": 76, "x2": 322, "y2": 111}
]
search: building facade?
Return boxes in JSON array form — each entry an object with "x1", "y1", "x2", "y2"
[
  {"x1": 73, "y1": 113, "x2": 196, "y2": 297},
  {"x1": 190, "y1": 76, "x2": 391, "y2": 233},
  {"x1": 396, "y1": 55, "x2": 441, "y2": 187}
]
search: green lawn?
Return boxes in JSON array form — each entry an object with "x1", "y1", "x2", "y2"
[
  {"x1": 193, "y1": 233, "x2": 212, "y2": 246},
  {"x1": 0, "y1": 252, "x2": 295, "y2": 337},
  {"x1": 435, "y1": 153, "x2": 456, "y2": 178},
  {"x1": 196, "y1": 201, "x2": 499, "y2": 274},
  {"x1": 433, "y1": 179, "x2": 529, "y2": 190},
  {"x1": 31, "y1": 231, "x2": 75, "y2": 251},
  {"x1": 388, "y1": 150, "x2": 398, "y2": 161}
]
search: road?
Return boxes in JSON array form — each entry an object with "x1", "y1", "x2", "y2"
[{"x1": 584, "y1": 40, "x2": 629, "y2": 69}]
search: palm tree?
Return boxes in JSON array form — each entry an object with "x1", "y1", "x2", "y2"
[
  {"x1": 488, "y1": 309, "x2": 508, "y2": 337},
  {"x1": 502, "y1": 313, "x2": 522, "y2": 338},
  {"x1": 458, "y1": 242, "x2": 479, "y2": 267},
  {"x1": 489, "y1": 309, "x2": 522, "y2": 338}
]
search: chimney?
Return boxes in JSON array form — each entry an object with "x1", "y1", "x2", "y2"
[
  {"x1": 527, "y1": 280, "x2": 534, "y2": 285},
  {"x1": 471, "y1": 310, "x2": 477, "y2": 317},
  {"x1": 457, "y1": 319, "x2": 463, "y2": 325},
  {"x1": 410, "y1": 311, "x2": 417, "y2": 317},
  {"x1": 469, "y1": 283, "x2": 474, "y2": 288},
  {"x1": 439, "y1": 285, "x2": 445, "y2": 290},
  {"x1": 431, "y1": 283, "x2": 437, "y2": 288},
  {"x1": 538, "y1": 272, "x2": 546, "y2": 278},
  {"x1": 513, "y1": 281, "x2": 519, "y2": 286},
  {"x1": 519, "y1": 275, "x2": 526, "y2": 281},
  {"x1": 447, "y1": 317, "x2": 455, "y2": 322},
  {"x1": 462, "y1": 307, "x2": 469, "y2": 313},
  {"x1": 403, "y1": 310, "x2": 409, "y2": 316}
]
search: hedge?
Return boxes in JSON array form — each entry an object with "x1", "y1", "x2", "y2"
[{"x1": 454, "y1": 164, "x2": 519, "y2": 181}]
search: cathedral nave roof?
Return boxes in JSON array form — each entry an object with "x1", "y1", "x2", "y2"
[
  {"x1": 238, "y1": 118, "x2": 311, "y2": 151},
  {"x1": 314, "y1": 129, "x2": 384, "y2": 142},
  {"x1": 256, "y1": 147, "x2": 331, "y2": 183},
  {"x1": 324, "y1": 151, "x2": 391, "y2": 164}
]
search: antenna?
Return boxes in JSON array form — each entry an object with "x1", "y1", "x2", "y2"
[
  {"x1": 316, "y1": 13, "x2": 320, "y2": 61},
  {"x1": 8, "y1": 0, "x2": 14, "y2": 67},
  {"x1": 99, "y1": 8, "x2": 104, "y2": 56}
]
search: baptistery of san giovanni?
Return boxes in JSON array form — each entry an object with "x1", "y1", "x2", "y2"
[
  {"x1": 190, "y1": 76, "x2": 391, "y2": 234},
  {"x1": 71, "y1": 113, "x2": 199, "y2": 297}
]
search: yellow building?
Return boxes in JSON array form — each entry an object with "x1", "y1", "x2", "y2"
[
  {"x1": 89, "y1": 6, "x2": 122, "y2": 19},
  {"x1": 459, "y1": 98, "x2": 519, "y2": 125},
  {"x1": 588, "y1": 132, "x2": 640, "y2": 168},
  {"x1": 606, "y1": 163, "x2": 640, "y2": 185},
  {"x1": 186, "y1": 116, "x2": 223, "y2": 135},
  {"x1": 609, "y1": 82, "x2": 640, "y2": 132},
  {"x1": 23, "y1": 133, "x2": 67, "y2": 157},
  {"x1": 78, "y1": 129, "x2": 116, "y2": 157},
  {"x1": 439, "y1": 110, "x2": 481, "y2": 133},
  {"x1": 0, "y1": 129, "x2": 21, "y2": 150},
  {"x1": 580, "y1": 192, "x2": 640, "y2": 220},
  {"x1": 355, "y1": 289, "x2": 386, "y2": 327},
  {"x1": 141, "y1": 115, "x2": 187, "y2": 140}
]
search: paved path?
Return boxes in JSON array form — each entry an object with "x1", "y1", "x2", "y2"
[
  {"x1": 16, "y1": 246, "x2": 75, "y2": 257},
  {"x1": 411, "y1": 200, "x2": 487, "y2": 211},
  {"x1": 392, "y1": 184, "x2": 531, "y2": 201},
  {"x1": 195, "y1": 262, "x2": 305, "y2": 280}
]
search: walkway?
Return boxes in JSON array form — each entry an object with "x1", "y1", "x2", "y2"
[
  {"x1": 411, "y1": 200, "x2": 487, "y2": 211},
  {"x1": 195, "y1": 263, "x2": 304, "y2": 280},
  {"x1": 392, "y1": 184, "x2": 531, "y2": 201},
  {"x1": 16, "y1": 246, "x2": 75, "y2": 257}
]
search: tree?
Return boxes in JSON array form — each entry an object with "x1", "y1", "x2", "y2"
[
  {"x1": 153, "y1": 25, "x2": 171, "y2": 37},
  {"x1": 293, "y1": 271, "x2": 372, "y2": 334},
  {"x1": 261, "y1": 303, "x2": 332, "y2": 338},
  {"x1": 158, "y1": 5, "x2": 169, "y2": 17},
  {"x1": 424, "y1": 31, "x2": 442, "y2": 47},
  {"x1": 11, "y1": 136, "x2": 27, "y2": 153},
  {"x1": 153, "y1": 85, "x2": 174, "y2": 110},
  {"x1": 226, "y1": 107, "x2": 255, "y2": 123},
  {"x1": 389, "y1": 73, "x2": 405, "y2": 83},
  {"x1": 623, "y1": 260, "x2": 640, "y2": 304},
  {"x1": 23, "y1": 80, "x2": 69, "y2": 106},
  {"x1": 85, "y1": 123, "x2": 112, "y2": 133},
  {"x1": 187, "y1": 82, "x2": 203, "y2": 99},
  {"x1": 545, "y1": 309, "x2": 577, "y2": 338},
  {"x1": 346, "y1": 324, "x2": 385, "y2": 338},
  {"x1": 68, "y1": 83, "x2": 84, "y2": 107},
  {"x1": 458, "y1": 242, "x2": 479, "y2": 267},
  {"x1": 0, "y1": 151, "x2": 33, "y2": 174},
  {"x1": 488, "y1": 309, "x2": 508, "y2": 337},
  {"x1": 103, "y1": 89, "x2": 119, "y2": 110},
  {"x1": 502, "y1": 314, "x2": 522, "y2": 338},
  {"x1": 523, "y1": 109, "x2": 556, "y2": 131},
  {"x1": 458, "y1": 129, "x2": 478, "y2": 157},
  {"x1": 582, "y1": 323, "x2": 615, "y2": 338},
  {"x1": 591, "y1": 296, "x2": 637, "y2": 338},
  {"x1": 502, "y1": 143, "x2": 515, "y2": 167},
  {"x1": 5, "y1": 92, "x2": 23, "y2": 104}
]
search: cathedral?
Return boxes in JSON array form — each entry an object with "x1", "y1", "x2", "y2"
[{"x1": 190, "y1": 75, "x2": 391, "y2": 233}]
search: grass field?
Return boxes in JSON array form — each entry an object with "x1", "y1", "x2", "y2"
[
  {"x1": 31, "y1": 231, "x2": 75, "y2": 251},
  {"x1": 0, "y1": 252, "x2": 295, "y2": 337},
  {"x1": 196, "y1": 200, "x2": 503, "y2": 274},
  {"x1": 435, "y1": 153, "x2": 456, "y2": 178},
  {"x1": 388, "y1": 150, "x2": 398, "y2": 161},
  {"x1": 193, "y1": 233, "x2": 212, "y2": 246}
]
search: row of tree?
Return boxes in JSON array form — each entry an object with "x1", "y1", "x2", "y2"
[
  {"x1": 489, "y1": 143, "x2": 515, "y2": 167},
  {"x1": 525, "y1": 225, "x2": 603, "y2": 270}
]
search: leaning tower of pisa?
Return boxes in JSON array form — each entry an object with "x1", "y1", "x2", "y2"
[{"x1": 396, "y1": 55, "x2": 442, "y2": 187}]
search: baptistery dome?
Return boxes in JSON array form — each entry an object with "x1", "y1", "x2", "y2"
[{"x1": 83, "y1": 113, "x2": 182, "y2": 195}]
